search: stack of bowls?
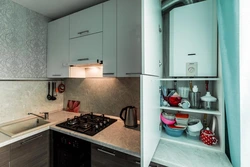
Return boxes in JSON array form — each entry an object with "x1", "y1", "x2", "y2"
[
  {"x1": 186, "y1": 119, "x2": 203, "y2": 140},
  {"x1": 161, "y1": 112, "x2": 186, "y2": 137}
]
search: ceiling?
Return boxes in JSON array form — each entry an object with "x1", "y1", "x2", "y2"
[{"x1": 11, "y1": 0, "x2": 108, "y2": 20}]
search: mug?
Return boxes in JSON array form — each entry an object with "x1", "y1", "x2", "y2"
[{"x1": 178, "y1": 99, "x2": 190, "y2": 109}]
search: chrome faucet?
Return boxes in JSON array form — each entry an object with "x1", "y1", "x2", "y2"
[{"x1": 28, "y1": 112, "x2": 49, "y2": 120}]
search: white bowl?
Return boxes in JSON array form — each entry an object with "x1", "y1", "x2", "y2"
[{"x1": 187, "y1": 119, "x2": 203, "y2": 132}]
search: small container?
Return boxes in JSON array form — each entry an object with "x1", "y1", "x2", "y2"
[
  {"x1": 175, "y1": 113, "x2": 189, "y2": 125},
  {"x1": 163, "y1": 124, "x2": 185, "y2": 137}
]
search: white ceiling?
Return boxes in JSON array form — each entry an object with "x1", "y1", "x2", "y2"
[{"x1": 11, "y1": 0, "x2": 108, "y2": 20}]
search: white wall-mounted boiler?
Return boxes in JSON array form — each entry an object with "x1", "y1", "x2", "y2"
[{"x1": 169, "y1": 0, "x2": 217, "y2": 77}]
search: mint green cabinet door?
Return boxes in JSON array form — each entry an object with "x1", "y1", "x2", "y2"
[{"x1": 47, "y1": 16, "x2": 70, "y2": 78}]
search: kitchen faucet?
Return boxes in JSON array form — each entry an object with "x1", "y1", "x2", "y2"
[{"x1": 28, "y1": 112, "x2": 49, "y2": 120}]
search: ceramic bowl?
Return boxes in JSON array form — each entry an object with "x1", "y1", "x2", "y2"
[{"x1": 160, "y1": 114, "x2": 175, "y2": 125}]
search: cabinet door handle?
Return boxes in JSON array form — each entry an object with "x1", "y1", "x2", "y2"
[
  {"x1": 97, "y1": 148, "x2": 115, "y2": 156},
  {"x1": 103, "y1": 73, "x2": 115, "y2": 75},
  {"x1": 126, "y1": 73, "x2": 141, "y2": 75},
  {"x1": 20, "y1": 134, "x2": 43, "y2": 145},
  {"x1": 135, "y1": 161, "x2": 140, "y2": 165},
  {"x1": 52, "y1": 74, "x2": 61, "y2": 76},
  {"x1": 77, "y1": 30, "x2": 89, "y2": 35},
  {"x1": 77, "y1": 58, "x2": 89, "y2": 61}
]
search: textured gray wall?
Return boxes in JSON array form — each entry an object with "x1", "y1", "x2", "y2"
[
  {"x1": 63, "y1": 78, "x2": 140, "y2": 118},
  {"x1": 0, "y1": 0, "x2": 63, "y2": 124},
  {"x1": 0, "y1": 0, "x2": 49, "y2": 78}
]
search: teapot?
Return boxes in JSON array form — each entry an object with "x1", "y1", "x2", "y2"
[
  {"x1": 120, "y1": 106, "x2": 138, "y2": 128},
  {"x1": 200, "y1": 116, "x2": 218, "y2": 145},
  {"x1": 200, "y1": 127, "x2": 218, "y2": 145}
]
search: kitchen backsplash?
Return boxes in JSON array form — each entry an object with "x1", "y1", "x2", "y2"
[
  {"x1": 0, "y1": 0, "x2": 49, "y2": 78},
  {"x1": 64, "y1": 78, "x2": 140, "y2": 118},
  {"x1": 0, "y1": 81, "x2": 63, "y2": 124}
]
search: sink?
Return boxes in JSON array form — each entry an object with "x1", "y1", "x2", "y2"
[{"x1": 0, "y1": 118, "x2": 50, "y2": 137}]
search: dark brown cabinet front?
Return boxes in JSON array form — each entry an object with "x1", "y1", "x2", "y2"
[
  {"x1": 0, "y1": 145, "x2": 10, "y2": 167},
  {"x1": 10, "y1": 131, "x2": 49, "y2": 167},
  {"x1": 91, "y1": 143, "x2": 166, "y2": 167}
]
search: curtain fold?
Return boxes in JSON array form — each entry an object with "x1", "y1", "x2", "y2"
[{"x1": 217, "y1": 0, "x2": 240, "y2": 166}]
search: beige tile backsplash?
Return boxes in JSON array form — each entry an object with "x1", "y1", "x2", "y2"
[
  {"x1": 0, "y1": 81, "x2": 63, "y2": 124},
  {"x1": 64, "y1": 78, "x2": 140, "y2": 118}
]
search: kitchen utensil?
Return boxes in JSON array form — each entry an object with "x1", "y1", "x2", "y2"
[
  {"x1": 54, "y1": 82, "x2": 57, "y2": 96},
  {"x1": 162, "y1": 124, "x2": 185, "y2": 137},
  {"x1": 162, "y1": 112, "x2": 175, "y2": 120},
  {"x1": 187, "y1": 119, "x2": 203, "y2": 132},
  {"x1": 200, "y1": 116, "x2": 218, "y2": 145},
  {"x1": 47, "y1": 82, "x2": 52, "y2": 100},
  {"x1": 51, "y1": 82, "x2": 56, "y2": 100},
  {"x1": 175, "y1": 113, "x2": 189, "y2": 125},
  {"x1": 189, "y1": 85, "x2": 201, "y2": 108},
  {"x1": 164, "y1": 93, "x2": 182, "y2": 107},
  {"x1": 160, "y1": 113, "x2": 176, "y2": 125},
  {"x1": 120, "y1": 106, "x2": 138, "y2": 128},
  {"x1": 58, "y1": 81, "x2": 65, "y2": 93},
  {"x1": 178, "y1": 99, "x2": 190, "y2": 109},
  {"x1": 200, "y1": 127, "x2": 218, "y2": 145},
  {"x1": 200, "y1": 92, "x2": 217, "y2": 110},
  {"x1": 178, "y1": 87, "x2": 189, "y2": 99}
]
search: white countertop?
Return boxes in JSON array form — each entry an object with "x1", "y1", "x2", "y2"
[{"x1": 0, "y1": 110, "x2": 232, "y2": 167}]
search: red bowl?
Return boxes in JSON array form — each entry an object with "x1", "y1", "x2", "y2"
[{"x1": 164, "y1": 96, "x2": 182, "y2": 107}]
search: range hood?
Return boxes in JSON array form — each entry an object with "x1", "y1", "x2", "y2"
[{"x1": 68, "y1": 59, "x2": 103, "y2": 78}]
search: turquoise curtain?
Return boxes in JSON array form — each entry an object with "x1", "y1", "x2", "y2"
[{"x1": 217, "y1": 0, "x2": 240, "y2": 166}]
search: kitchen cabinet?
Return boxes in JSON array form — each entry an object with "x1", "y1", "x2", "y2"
[
  {"x1": 140, "y1": 0, "x2": 163, "y2": 166},
  {"x1": 47, "y1": 16, "x2": 70, "y2": 78},
  {"x1": 91, "y1": 143, "x2": 165, "y2": 167},
  {"x1": 169, "y1": 0, "x2": 217, "y2": 77},
  {"x1": 10, "y1": 131, "x2": 50, "y2": 167},
  {"x1": 102, "y1": 0, "x2": 117, "y2": 77},
  {"x1": 0, "y1": 145, "x2": 10, "y2": 167},
  {"x1": 141, "y1": 0, "x2": 226, "y2": 166},
  {"x1": 69, "y1": 4, "x2": 102, "y2": 39},
  {"x1": 69, "y1": 4, "x2": 103, "y2": 65},
  {"x1": 116, "y1": 0, "x2": 142, "y2": 77}
]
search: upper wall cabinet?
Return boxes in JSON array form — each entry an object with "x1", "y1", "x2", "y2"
[
  {"x1": 70, "y1": 4, "x2": 103, "y2": 38},
  {"x1": 116, "y1": 0, "x2": 142, "y2": 77},
  {"x1": 69, "y1": 4, "x2": 103, "y2": 65},
  {"x1": 169, "y1": 0, "x2": 217, "y2": 77},
  {"x1": 103, "y1": 0, "x2": 117, "y2": 77},
  {"x1": 47, "y1": 16, "x2": 70, "y2": 78}
]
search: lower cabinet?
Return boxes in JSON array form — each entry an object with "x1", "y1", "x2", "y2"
[
  {"x1": 10, "y1": 131, "x2": 50, "y2": 167},
  {"x1": 91, "y1": 143, "x2": 165, "y2": 167},
  {"x1": 0, "y1": 145, "x2": 10, "y2": 167}
]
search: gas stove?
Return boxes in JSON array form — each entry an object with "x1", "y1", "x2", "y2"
[{"x1": 56, "y1": 112, "x2": 117, "y2": 136}]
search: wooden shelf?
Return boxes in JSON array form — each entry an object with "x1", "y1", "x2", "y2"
[
  {"x1": 160, "y1": 78, "x2": 220, "y2": 81},
  {"x1": 160, "y1": 131, "x2": 221, "y2": 152},
  {"x1": 160, "y1": 106, "x2": 221, "y2": 115}
]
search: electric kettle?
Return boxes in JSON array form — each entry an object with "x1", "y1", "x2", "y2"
[{"x1": 120, "y1": 106, "x2": 138, "y2": 128}]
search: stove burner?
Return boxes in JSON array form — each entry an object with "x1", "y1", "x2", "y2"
[
  {"x1": 67, "y1": 118, "x2": 78, "y2": 125},
  {"x1": 56, "y1": 113, "x2": 117, "y2": 136},
  {"x1": 80, "y1": 123, "x2": 90, "y2": 129}
]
